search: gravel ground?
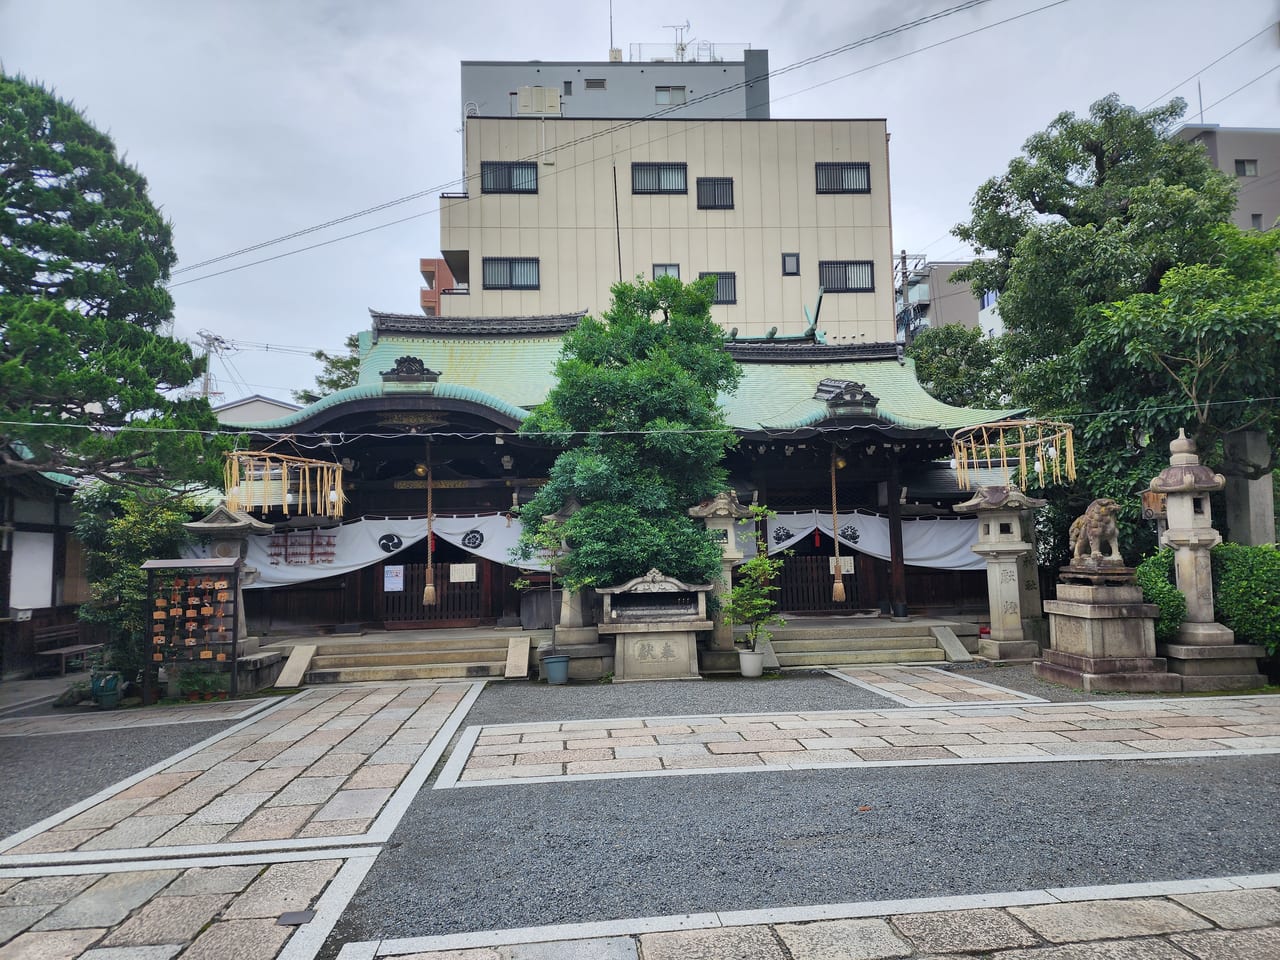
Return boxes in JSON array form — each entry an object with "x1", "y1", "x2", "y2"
[
  {"x1": 0, "y1": 720, "x2": 237, "y2": 838},
  {"x1": 323, "y1": 753, "x2": 1280, "y2": 953},
  {"x1": 463, "y1": 673, "x2": 891, "y2": 726}
]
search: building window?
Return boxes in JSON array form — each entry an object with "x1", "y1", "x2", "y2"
[
  {"x1": 818, "y1": 260, "x2": 874, "y2": 292},
  {"x1": 655, "y1": 85, "x2": 687, "y2": 105},
  {"x1": 1235, "y1": 159, "x2": 1258, "y2": 177},
  {"x1": 563, "y1": 80, "x2": 572, "y2": 96},
  {"x1": 781, "y1": 253, "x2": 800, "y2": 276},
  {"x1": 815, "y1": 162, "x2": 871, "y2": 194},
  {"x1": 585, "y1": 78, "x2": 606, "y2": 90},
  {"x1": 653, "y1": 263, "x2": 680, "y2": 279},
  {"x1": 1252, "y1": 213, "x2": 1264, "y2": 230},
  {"x1": 482, "y1": 257, "x2": 540, "y2": 290},
  {"x1": 696, "y1": 177, "x2": 734, "y2": 210},
  {"x1": 632, "y1": 162, "x2": 687, "y2": 194},
  {"x1": 481, "y1": 161, "x2": 538, "y2": 194},
  {"x1": 699, "y1": 271, "x2": 736, "y2": 304}
]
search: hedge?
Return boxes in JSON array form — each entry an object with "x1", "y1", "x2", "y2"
[
  {"x1": 1135, "y1": 549, "x2": 1185, "y2": 645},
  {"x1": 1211, "y1": 543, "x2": 1280, "y2": 656}
]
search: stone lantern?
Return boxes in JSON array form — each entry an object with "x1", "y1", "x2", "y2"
[
  {"x1": 954, "y1": 486, "x2": 1047, "y2": 660},
  {"x1": 1148, "y1": 429, "x2": 1263, "y2": 689},
  {"x1": 688, "y1": 490, "x2": 753, "y2": 668}
]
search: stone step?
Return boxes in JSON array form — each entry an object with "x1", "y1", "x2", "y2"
[
  {"x1": 306, "y1": 637, "x2": 513, "y2": 657},
  {"x1": 770, "y1": 636, "x2": 939, "y2": 654},
  {"x1": 311, "y1": 648, "x2": 509, "y2": 668},
  {"x1": 775, "y1": 646, "x2": 945, "y2": 667},
  {"x1": 305, "y1": 661, "x2": 505, "y2": 683},
  {"x1": 769, "y1": 623, "x2": 937, "y2": 641}
]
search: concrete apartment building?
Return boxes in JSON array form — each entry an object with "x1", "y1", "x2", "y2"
[
  {"x1": 431, "y1": 45, "x2": 897, "y2": 343},
  {"x1": 1176, "y1": 123, "x2": 1280, "y2": 232},
  {"x1": 894, "y1": 258, "x2": 997, "y2": 342}
]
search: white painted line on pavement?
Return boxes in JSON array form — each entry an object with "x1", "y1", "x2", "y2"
[
  {"x1": 431, "y1": 724, "x2": 482, "y2": 790},
  {"x1": 0, "y1": 690, "x2": 309, "y2": 856},
  {"x1": 0, "y1": 845, "x2": 381, "y2": 879},
  {"x1": 279, "y1": 853, "x2": 380, "y2": 960},
  {"x1": 342, "y1": 873, "x2": 1280, "y2": 956}
]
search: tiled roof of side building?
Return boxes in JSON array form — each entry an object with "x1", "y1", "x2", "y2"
[{"x1": 369, "y1": 310, "x2": 587, "y2": 337}]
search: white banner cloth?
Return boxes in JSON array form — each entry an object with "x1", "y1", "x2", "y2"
[
  {"x1": 184, "y1": 514, "x2": 547, "y2": 589},
  {"x1": 765, "y1": 511, "x2": 984, "y2": 571}
]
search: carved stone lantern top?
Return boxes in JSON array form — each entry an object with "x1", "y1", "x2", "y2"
[
  {"x1": 953, "y1": 485, "x2": 1048, "y2": 514},
  {"x1": 183, "y1": 503, "x2": 274, "y2": 537},
  {"x1": 1148, "y1": 429, "x2": 1225, "y2": 495}
]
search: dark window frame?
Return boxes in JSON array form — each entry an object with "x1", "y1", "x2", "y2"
[
  {"x1": 696, "y1": 177, "x2": 734, "y2": 210},
  {"x1": 653, "y1": 263, "x2": 680, "y2": 279},
  {"x1": 818, "y1": 260, "x2": 874, "y2": 293},
  {"x1": 815, "y1": 161, "x2": 871, "y2": 194},
  {"x1": 1235, "y1": 158, "x2": 1258, "y2": 177},
  {"x1": 781, "y1": 252, "x2": 800, "y2": 276},
  {"x1": 655, "y1": 85, "x2": 687, "y2": 105},
  {"x1": 699, "y1": 270, "x2": 737, "y2": 304},
  {"x1": 632, "y1": 162, "x2": 688, "y2": 195},
  {"x1": 482, "y1": 257, "x2": 540, "y2": 290},
  {"x1": 584, "y1": 77, "x2": 607, "y2": 90},
  {"x1": 480, "y1": 161, "x2": 538, "y2": 194}
]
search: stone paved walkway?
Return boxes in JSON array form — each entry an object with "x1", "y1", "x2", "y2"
[
  {"x1": 436, "y1": 694, "x2": 1280, "y2": 787},
  {"x1": 0, "y1": 682, "x2": 475, "y2": 862},
  {"x1": 0, "y1": 698, "x2": 274, "y2": 737},
  {"x1": 340, "y1": 879, "x2": 1280, "y2": 959},
  {"x1": 829, "y1": 665, "x2": 1047, "y2": 706}
]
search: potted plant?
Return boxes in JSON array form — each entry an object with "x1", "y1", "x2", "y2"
[
  {"x1": 87, "y1": 650, "x2": 123, "y2": 710},
  {"x1": 721, "y1": 506, "x2": 788, "y2": 678}
]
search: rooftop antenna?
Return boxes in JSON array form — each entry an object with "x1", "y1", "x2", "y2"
[
  {"x1": 663, "y1": 20, "x2": 693, "y2": 61},
  {"x1": 609, "y1": 0, "x2": 613, "y2": 50}
]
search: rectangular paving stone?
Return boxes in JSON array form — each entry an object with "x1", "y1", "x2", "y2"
[
  {"x1": 1129, "y1": 739, "x2": 1231, "y2": 753},
  {"x1": 312, "y1": 787, "x2": 393, "y2": 821},
  {"x1": 221, "y1": 859, "x2": 340, "y2": 920},
  {"x1": 0, "y1": 928, "x2": 107, "y2": 959},
  {"x1": 661, "y1": 753, "x2": 765, "y2": 770},
  {"x1": 3, "y1": 828, "x2": 104, "y2": 855},
  {"x1": 460, "y1": 764, "x2": 563, "y2": 781},
  {"x1": 188, "y1": 791, "x2": 273, "y2": 825},
  {"x1": 1061, "y1": 730, "x2": 1156, "y2": 742},
  {"x1": 565, "y1": 757, "x2": 663, "y2": 775},
  {"x1": 102, "y1": 893, "x2": 232, "y2": 946},
  {"x1": 891, "y1": 908, "x2": 1038, "y2": 953},
  {"x1": 34, "y1": 870, "x2": 177, "y2": 930},
  {"x1": 136, "y1": 785, "x2": 224, "y2": 816},
  {"x1": 265, "y1": 775, "x2": 346, "y2": 807},
  {"x1": 0, "y1": 875, "x2": 99, "y2": 907},
  {"x1": 181, "y1": 919, "x2": 291, "y2": 960},
  {"x1": 473, "y1": 742, "x2": 568, "y2": 758},
  {"x1": 614, "y1": 744, "x2": 714, "y2": 759},
  {"x1": 516, "y1": 748, "x2": 613, "y2": 765},
  {"x1": 564, "y1": 736, "x2": 656, "y2": 750},
  {"x1": 708, "y1": 739, "x2": 803, "y2": 754},
  {"x1": 80, "y1": 814, "x2": 187, "y2": 850},
  {"x1": 1171, "y1": 926, "x2": 1280, "y2": 959},
  {"x1": 1036, "y1": 741, "x2": 1143, "y2": 756},
  {"x1": 990, "y1": 938, "x2": 1188, "y2": 959},
  {"x1": 61, "y1": 796, "x2": 155, "y2": 830},
  {"x1": 115, "y1": 771, "x2": 202, "y2": 800},
  {"x1": 165, "y1": 865, "x2": 264, "y2": 896},
  {"x1": 855, "y1": 747, "x2": 954, "y2": 761},
  {"x1": 946, "y1": 743, "x2": 1050, "y2": 758},
  {"x1": 639, "y1": 925, "x2": 785, "y2": 960},
  {"x1": 1172, "y1": 888, "x2": 1280, "y2": 929},
  {"x1": 155, "y1": 823, "x2": 233, "y2": 846},
  {"x1": 0, "y1": 905, "x2": 53, "y2": 943},
  {"x1": 81, "y1": 945, "x2": 183, "y2": 959},
  {"x1": 782, "y1": 748, "x2": 860, "y2": 764},
  {"x1": 883, "y1": 733, "x2": 981, "y2": 747},
  {"x1": 466, "y1": 755, "x2": 516, "y2": 770},
  {"x1": 297, "y1": 817, "x2": 372, "y2": 837},
  {"x1": 369, "y1": 743, "x2": 428, "y2": 764},
  {"x1": 227, "y1": 804, "x2": 318, "y2": 841},
  {"x1": 225, "y1": 765, "x2": 306, "y2": 794},
  {"x1": 305, "y1": 752, "x2": 366, "y2": 776},
  {"x1": 1010, "y1": 898, "x2": 1211, "y2": 942},
  {"x1": 975, "y1": 731, "x2": 1071, "y2": 744},
  {"x1": 655, "y1": 731, "x2": 745, "y2": 745}
]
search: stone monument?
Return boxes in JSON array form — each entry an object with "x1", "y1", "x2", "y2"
[
  {"x1": 1148, "y1": 430, "x2": 1264, "y2": 690},
  {"x1": 954, "y1": 486, "x2": 1047, "y2": 660},
  {"x1": 688, "y1": 489, "x2": 753, "y2": 673},
  {"x1": 1036, "y1": 498, "x2": 1179, "y2": 692},
  {"x1": 596, "y1": 570, "x2": 712, "y2": 682}
]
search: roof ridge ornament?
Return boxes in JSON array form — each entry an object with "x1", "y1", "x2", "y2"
[{"x1": 380, "y1": 356, "x2": 440, "y2": 383}]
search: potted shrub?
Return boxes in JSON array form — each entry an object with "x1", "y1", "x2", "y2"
[
  {"x1": 722, "y1": 506, "x2": 787, "y2": 678},
  {"x1": 87, "y1": 651, "x2": 123, "y2": 710}
]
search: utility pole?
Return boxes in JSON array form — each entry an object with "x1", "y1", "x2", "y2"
[{"x1": 193, "y1": 330, "x2": 230, "y2": 399}]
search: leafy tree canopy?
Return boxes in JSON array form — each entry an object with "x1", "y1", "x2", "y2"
[
  {"x1": 953, "y1": 94, "x2": 1236, "y2": 412},
  {"x1": 905, "y1": 324, "x2": 1008, "y2": 408},
  {"x1": 293, "y1": 333, "x2": 360, "y2": 405},
  {"x1": 1, "y1": 73, "x2": 225, "y2": 485},
  {"x1": 517, "y1": 276, "x2": 741, "y2": 589}
]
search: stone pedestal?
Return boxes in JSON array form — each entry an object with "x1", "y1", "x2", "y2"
[
  {"x1": 605, "y1": 625, "x2": 705, "y2": 682},
  {"x1": 1037, "y1": 568, "x2": 1181, "y2": 693},
  {"x1": 1149, "y1": 430, "x2": 1264, "y2": 691},
  {"x1": 954, "y1": 487, "x2": 1047, "y2": 661}
]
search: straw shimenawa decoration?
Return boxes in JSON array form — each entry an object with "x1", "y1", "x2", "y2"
[
  {"x1": 224, "y1": 452, "x2": 345, "y2": 518},
  {"x1": 951, "y1": 420, "x2": 1076, "y2": 491}
]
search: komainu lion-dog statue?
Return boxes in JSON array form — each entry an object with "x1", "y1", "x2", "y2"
[{"x1": 1068, "y1": 497, "x2": 1123, "y2": 564}]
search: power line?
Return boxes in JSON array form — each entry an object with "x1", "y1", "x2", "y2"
[
  {"x1": 1200, "y1": 60, "x2": 1280, "y2": 115},
  {"x1": 168, "y1": 0, "x2": 1072, "y2": 290},
  {"x1": 1142, "y1": 22, "x2": 1274, "y2": 109}
]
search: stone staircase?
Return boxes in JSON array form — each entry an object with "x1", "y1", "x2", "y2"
[
  {"x1": 300, "y1": 634, "x2": 517, "y2": 683},
  {"x1": 768, "y1": 619, "x2": 968, "y2": 669}
]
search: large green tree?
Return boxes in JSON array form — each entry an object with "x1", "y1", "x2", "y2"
[
  {"x1": 293, "y1": 333, "x2": 361, "y2": 405},
  {"x1": 953, "y1": 95, "x2": 1236, "y2": 413},
  {"x1": 517, "y1": 276, "x2": 741, "y2": 589},
  {"x1": 905, "y1": 323, "x2": 1007, "y2": 408},
  {"x1": 1, "y1": 74, "x2": 223, "y2": 484}
]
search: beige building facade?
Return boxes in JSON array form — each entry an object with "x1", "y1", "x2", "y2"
[
  {"x1": 1176, "y1": 123, "x2": 1280, "y2": 232},
  {"x1": 439, "y1": 117, "x2": 896, "y2": 343}
]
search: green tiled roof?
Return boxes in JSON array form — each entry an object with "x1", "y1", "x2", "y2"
[
  {"x1": 358, "y1": 334, "x2": 564, "y2": 407},
  {"x1": 720, "y1": 357, "x2": 1020, "y2": 433}
]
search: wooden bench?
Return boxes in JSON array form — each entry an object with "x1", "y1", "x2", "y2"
[{"x1": 33, "y1": 624, "x2": 103, "y2": 676}]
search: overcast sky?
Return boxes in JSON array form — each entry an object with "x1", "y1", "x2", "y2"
[{"x1": 3, "y1": 0, "x2": 1277, "y2": 402}]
